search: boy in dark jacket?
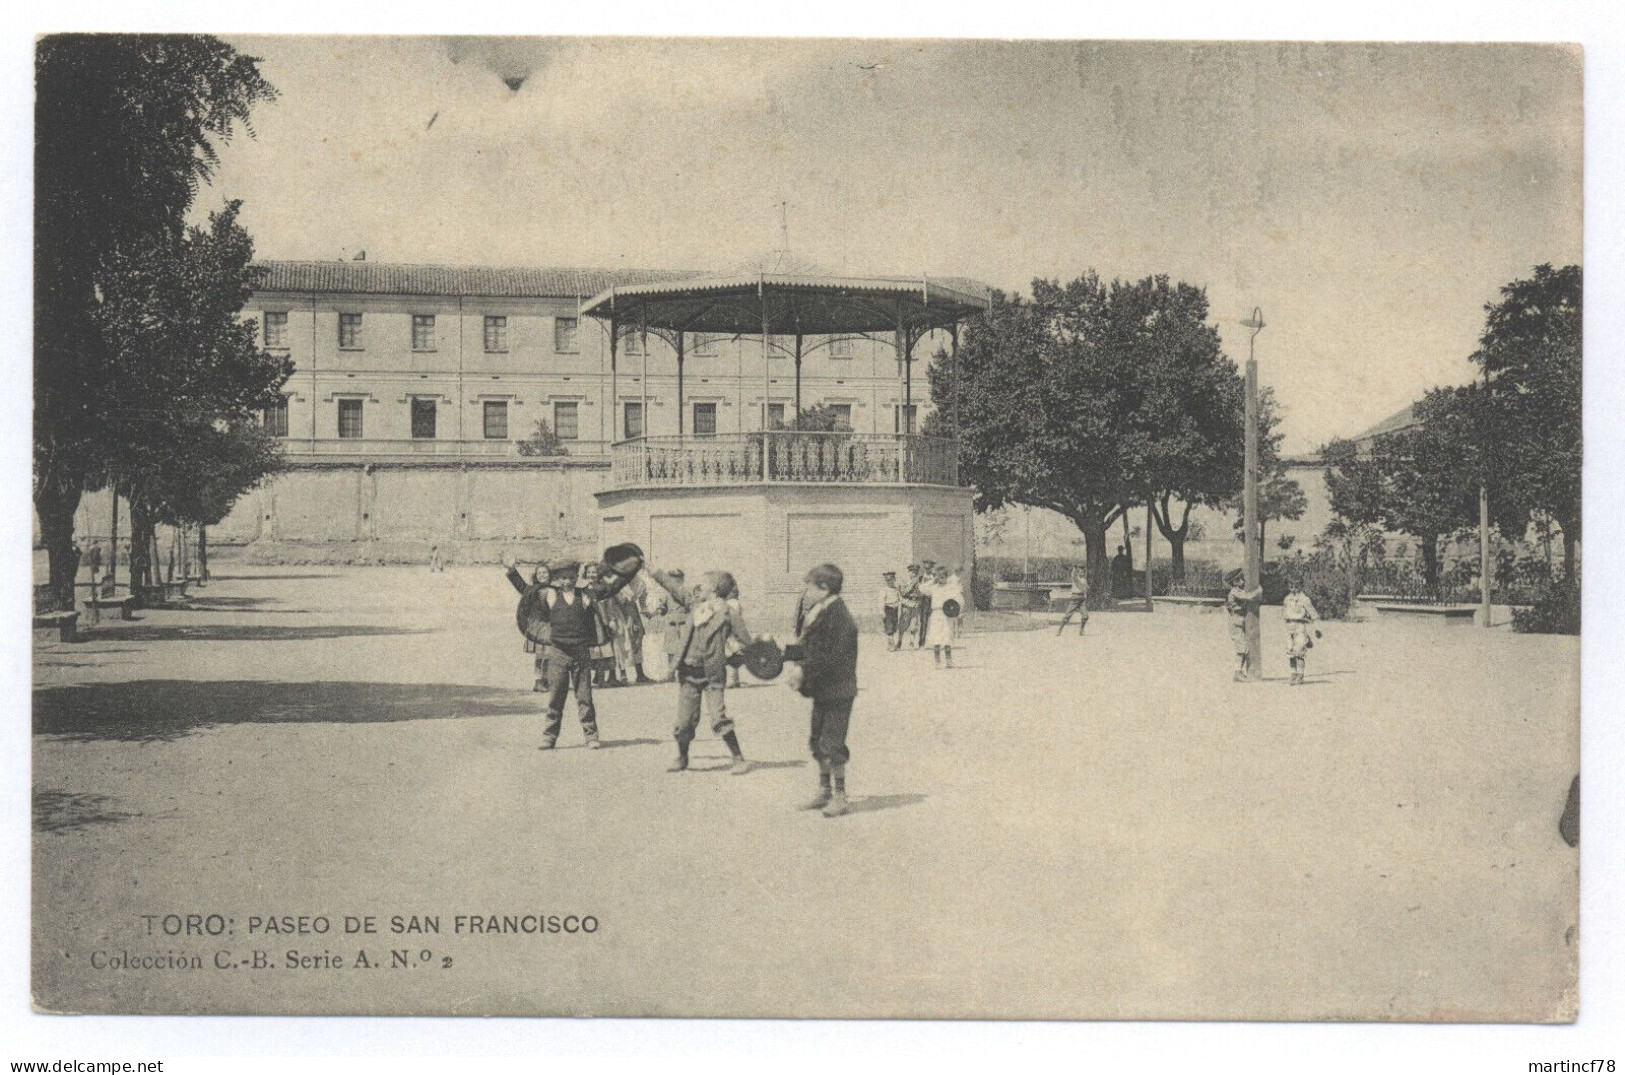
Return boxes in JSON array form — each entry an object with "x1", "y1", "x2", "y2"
[
  {"x1": 648, "y1": 566, "x2": 755, "y2": 775},
  {"x1": 507, "y1": 557, "x2": 608, "y2": 749},
  {"x1": 784, "y1": 563, "x2": 860, "y2": 817}
]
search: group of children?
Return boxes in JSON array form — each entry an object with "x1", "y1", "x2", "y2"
[
  {"x1": 506, "y1": 556, "x2": 862, "y2": 818},
  {"x1": 878, "y1": 561, "x2": 966, "y2": 668},
  {"x1": 1225, "y1": 569, "x2": 1323, "y2": 685}
]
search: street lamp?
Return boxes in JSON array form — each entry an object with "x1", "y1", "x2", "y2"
[{"x1": 1240, "y1": 308, "x2": 1266, "y2": 680}]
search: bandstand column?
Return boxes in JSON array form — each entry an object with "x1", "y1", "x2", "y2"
[
  {"x1": 676, "y1": 331, "x2": 686, "y2": 435},
  {"x1": 609, "y1": 315, "x2": 619, "y2": 443}
]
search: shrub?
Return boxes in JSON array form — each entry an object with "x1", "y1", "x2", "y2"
[
  {"x1": 1279, "y1": 551, "x2": 1353, "y2": 619},
  {"x1": 1512, "y1": 574, "x2": 1580, "y2": 635}
]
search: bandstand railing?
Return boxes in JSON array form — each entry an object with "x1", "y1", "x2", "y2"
[{"x1": 609, "y1": 433, "x2": 960, "y2": 489}]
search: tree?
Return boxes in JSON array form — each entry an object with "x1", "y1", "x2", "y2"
[
  {"x1": 1129, "y1": 281, "x2": 1246, "y2": 581},
  {"x1": 1472, "y1": 264, "x2": 1582, "y2": 580},
  {"x1": 517, "y1": 419, "x2": 569, "y2": 457},
  {"x1": 786, "y1": 403, "x2": 851, "y2": 432},
  {"x1": 35, "y1": 34, "x2": 277, "y2": 607},
  {"x1": 1367, "y1": 387, "x2": 1483, "y2": 591},
  {"x1": 928, "y1": 274, "x2": 1239, "y2": 608},
  {"x1": 1320, "y1": 438, "x2": 1386, "y2": 600},
  {"x1": 89, "y1": 202, "x2": 291, "y2": 596},
  {"x1": 1228, "y1": 387, "x2": 1306, "y2": 564}
]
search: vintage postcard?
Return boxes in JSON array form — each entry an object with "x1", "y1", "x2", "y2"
[{"x1": 30, "y1": 36, "x2": 1582, "y2": 1021}]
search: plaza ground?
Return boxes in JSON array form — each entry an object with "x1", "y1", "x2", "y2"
[{"x1": 32, "y1": 562, "x2": 1579, "y2": 1020}]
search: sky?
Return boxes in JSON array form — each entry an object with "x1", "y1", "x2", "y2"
[{"x1": 201, "y1": 37, "x2": 1583, "y2": 455}]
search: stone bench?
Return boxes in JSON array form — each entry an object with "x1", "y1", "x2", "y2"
[
  {"x1": 1154, "y1": 595, "x2": 1225, "y2": 608},
  {"x1": 32, "y1": 610, "x2": 80, "y2": 642},
  {"x1": 1372, "y1": 603, "x2": 1478, "y2": 625},
  {"x1": 88, "y1": 595, "x2": 140, "y2": 621}
]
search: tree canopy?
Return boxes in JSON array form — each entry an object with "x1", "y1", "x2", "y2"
[
  {"x1": 929, "y1": 272, "x2": 1248, "y2": 605},
  {"x1": 34, "y1": 35, "x2": 281, "y2": 603}
]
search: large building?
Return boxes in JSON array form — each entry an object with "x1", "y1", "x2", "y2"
[
  {"x1": 244, "y1": 259, "x2": 955, "y2": 459},
  {"x1": 179, "y1": 259, "x2": 968, "y2": 574}
]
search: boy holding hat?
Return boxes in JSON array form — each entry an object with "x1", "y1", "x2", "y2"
[
  {"x1": 648, "y1": 566, "x2": 756, "y2": 775},
  {"x1": 784, "y1": 563, "x2": 860, "y2": 818},
  {"x1": 509, "y1": 556, "x2": 608, "y2": 749}
]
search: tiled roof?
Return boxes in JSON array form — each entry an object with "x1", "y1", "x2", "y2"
[{"x1": 252, "y1": 260, "x2": 707, "y2": 299}]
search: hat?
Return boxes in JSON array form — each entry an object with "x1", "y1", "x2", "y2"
[
  {"x1": 942, "y1": 598, "x2": 962, "y2": 618},
  {"x1": 550, "y1": 559, "x2": 581, "y2": 579},
  {"x1": 735, "y1": 639, "x2": 786, "y2": 681},
  {"x1": 1225, "y1": 568, "x2": 1245, "y2": 585},
  {"x1": 882, "y1": 570, "x2": 896, "y2": 578}
]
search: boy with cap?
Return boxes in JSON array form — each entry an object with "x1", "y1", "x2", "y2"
[
  {"x1": 648, "y1": 566, "x2": 756, "y2": 775},
  {"x1": 1225, "y1": 568, "x2": 1264, "y2": 682},
  {"x1": 784, "y1": 563, "x2": 860, "y2": 818}
]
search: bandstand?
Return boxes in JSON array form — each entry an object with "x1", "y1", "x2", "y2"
[{"x1": 580, "y1": 254, "x2": 990, "y2": 630}]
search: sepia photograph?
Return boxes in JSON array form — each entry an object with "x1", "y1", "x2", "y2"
[{"x1": 16, "y1": 13, "x2": 1611, "y2": 1057}]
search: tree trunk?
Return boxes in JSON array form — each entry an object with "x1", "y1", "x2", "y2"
[
  {"x1": 128, "y1": 500, "x2": 152, "y2": 597},
  {"x1": 1151, "y1": 495, "x2": 1191, "y2": 583},
  {"x1": 35, "y1": 477, "x2": 83, "y2": 612},
  {"x1": 1420, "y1": 537, "x2": 1441, "y2": 594},
  {"x1": 1079, "y1": 515, "x2": 1111, "y2": 610},
  {"x1": 198, "y1": 526, "x2": 209, "y2": 583},
  {"x1": 1121, "y1": 510, "x2": 1134, "y2": 571},
  {"x1": 1554, "y1": 511, "x2": 1579, "y2": 583}
]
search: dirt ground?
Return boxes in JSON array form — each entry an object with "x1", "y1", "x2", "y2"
[{"x1": 31, "y1": 563, "x2": 1579, "y2": 1020}]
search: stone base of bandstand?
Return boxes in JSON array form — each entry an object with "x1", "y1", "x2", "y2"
[{"x1": 596, "y1": 483, "x2": 975, "y2": 633}]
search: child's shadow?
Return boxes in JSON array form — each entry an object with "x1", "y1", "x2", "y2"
[
  {"x1": 559, "y1": 737, "x2": 664, "y2": 750},
  {"x1": 845, "y1": 792, "x2": 926, "y2": 815},
  {"x1": 689, "y1": 757, "x2": 807, "y2": 772}
]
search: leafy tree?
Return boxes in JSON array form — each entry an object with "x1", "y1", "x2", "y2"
[
  {"x1": 1130, "y1": 282, "x2": 1246, "y2": 581},
  {"x1": 1319, "y1": 438, "x2": 1386, "y2": 600},
  {"x1": 517, "y1": 419, "x2": 570, "y2": 457},
  {"x1": 786, "y1": 403, "x2": 850, "y2": 432},
  {"x1": 1473, "y1": 264, "x2": 1582, "y2": 580},
  {"x1": 1366, "y1": 387, "x2": 1483, "y2": 591},
  {"x1": 928, "y1": 274, "x2": 1242, "y2": 607},
  {"x1": 89, "y1": 202, "x2": 291, "y2": 595},
  {"x1": 35, "y1": 34, "x2": 277, "y2": 607}
]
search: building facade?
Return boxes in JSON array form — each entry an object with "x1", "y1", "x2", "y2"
[{"x1": 244, "y1": 260, "x2": 952, "y2": 463}]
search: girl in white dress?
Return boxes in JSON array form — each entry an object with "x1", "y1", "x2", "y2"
[{"x1": 924, "y1": 565, "x2": 964, "y2": 668}]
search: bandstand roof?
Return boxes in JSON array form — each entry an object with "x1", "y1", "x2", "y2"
[{"x1": 579, "y1": 251, "x2": 992, "y2": 337}]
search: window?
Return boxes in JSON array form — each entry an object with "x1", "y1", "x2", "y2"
[
  {"x1": 484, "y1": 315, "x2": 508, "y2": 353},
  {"x1": 895, "y1": 404, "x2": 918, "y2": 434},
  {"x1": 553, "y1": 317, "x2": 579, "y2": 353},
  {"x1": 623, "y1": 401, "x2": 644, "y2": 440},
  {"x1": 262, "y1": 396, "x2": 289, "y2": 438},
  {"x1": 693, "y1": 402, "x2": 717, "y2": 436},
  {"x1": 767, "y1": 403, "x2": 786, "y2": 430},
  {"x1": 692, "y1": 333, "x2": 719, "y2": 357},
  {"x1": 338, "y1": 313, "x2": 363, "y2": 349},
  {"x1": 483, "y1": 401, "x2": 508, "y2": 440},
  {"x1": 553, "y1": 401, "x2": 579, "y2": 440},
  {"x1": 829, "y1": 335, "x2": 854, "y2": 359},
  {"x1": 263, "y1": 311, "x2": 289, "y2": 348},
  {"x1": 412, "y1": 314, "x2": 436, "y2": 351},
  {"x1": 411, "y1": 398, "x2": 437, "y2": 439},
  {"x1": 619, "y1": 327, "x2": 645, "y2": 356},
  {"x1": 337, "y1": 398, "x2": 364, "y2": 439},
  {"x1": 829, "y1": 404, "x2": 853, "y2": 431}
]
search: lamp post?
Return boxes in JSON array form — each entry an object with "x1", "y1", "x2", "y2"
[
  {"x1": 1480, "y1": 360, "x2": 1493, "y2": 628},
  {"x1": 1240, "y1": 308, "x2": 1266, "y2": 681}
]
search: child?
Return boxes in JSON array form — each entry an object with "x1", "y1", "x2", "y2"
[
  {"x1": 1057, "y1": 564, "x2": 1089, "y2": 635},
  {"x1": 507, "y1": 561, "x2": 552, "y2": 693},
  {"x1": 1225, "y1": 568, "x2": 1264, "y2": 682},
  {"x1": 784, "y1": 563, "x2": 860, "y2": 818},
  {"x1": 896, "y1": 564, "x2": 924, "y2": 648},
  {"x1": 648, "y1": 566, "x2": 755, "y2": 775},
  {"x1": 924, "y1": 564, "x2": 964, "y2": 668},
  {"x1": 581, "y1": 563, "x2": 619, "y2": 687},
  {"x1": 508, "y1": 557, "x2": 606, "y2": 750},
  {"x1": 1283, "y1": 577, "x2": 1322, "y2": 686},
  {"x1": 652, "y1": 569, "x2": 688, "y2": 682},
  {"x1": 879, "y1": 570, "x2": 903, "y2": 650}
]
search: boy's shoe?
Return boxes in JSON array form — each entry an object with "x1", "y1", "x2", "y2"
[
  {"x1": 801, "y1": 788, "x2": 832, "y2": 810},
  {"x1": 539, "y1": 738, "x2": 557, "y2": 750},
  {"x1": 1232, "y1": 671, "x2": 1247, "y2": 682},
  {"x1": 729, "y1": 759, "x2": 751, "y2": 776},
  {"x1": 667, "y1": 759, "x2": 688, "y2": 773},
  {"x1": 586, "y1": 737, "x2": 603, "y2": 749},
  {"x1": 821, "y1": 792, "x2": 850, "y2": 818}
]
